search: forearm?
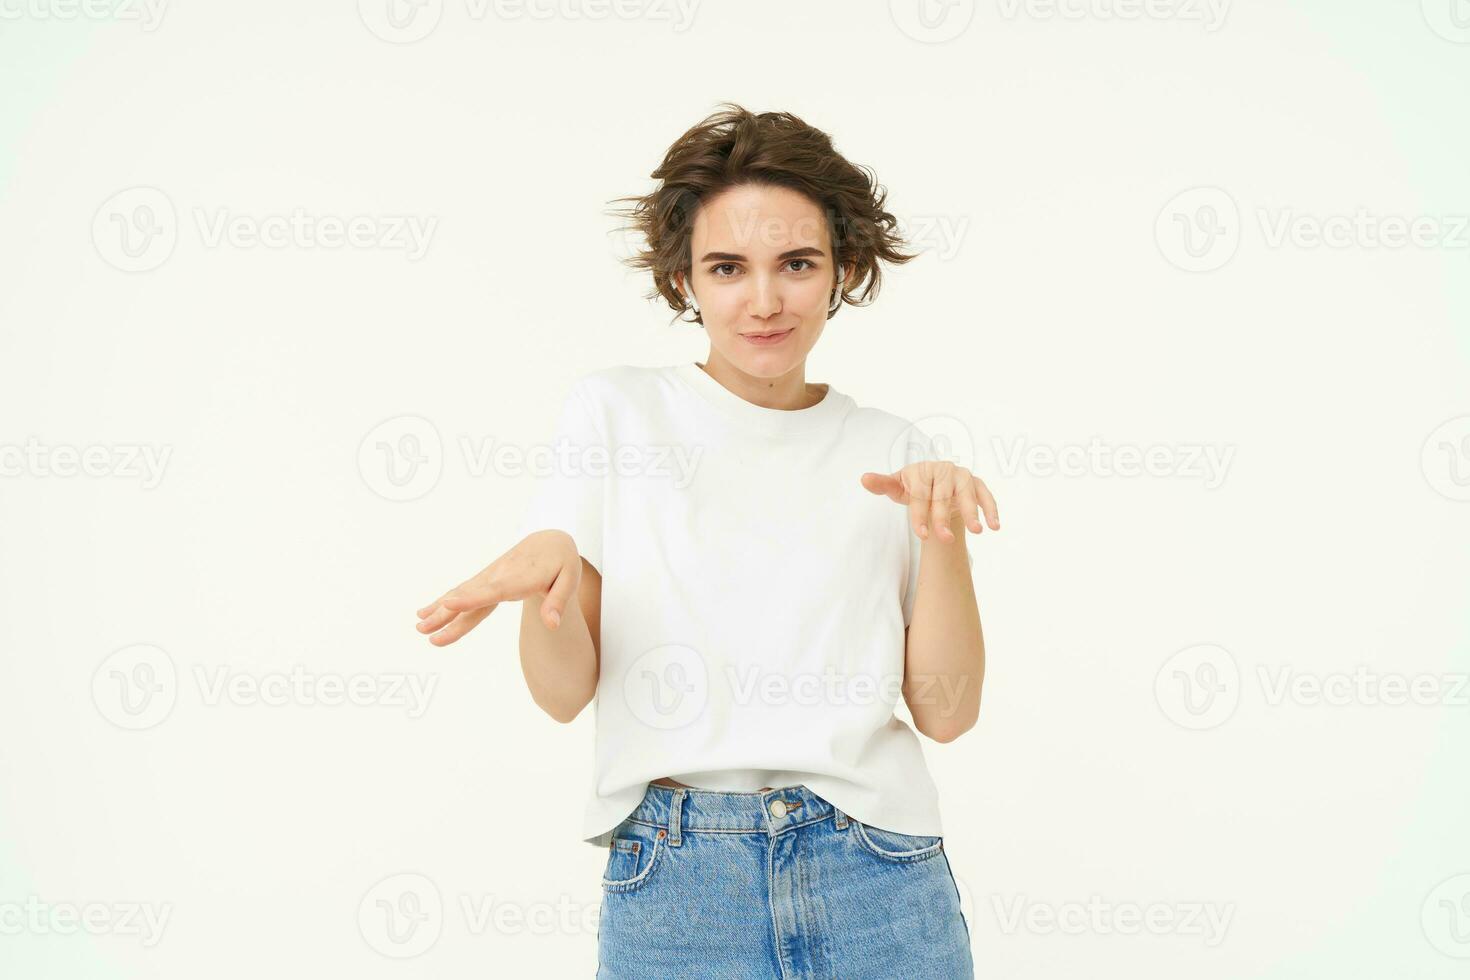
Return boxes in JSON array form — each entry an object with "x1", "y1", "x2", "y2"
[
  {"x1": 903, "y1": 510, "x2": 985, "y2": 742},
  {"x1": 519, "y1": 590, "x2": 597, "y2": 724}
]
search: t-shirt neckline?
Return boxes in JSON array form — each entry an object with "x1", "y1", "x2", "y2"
[{"x1": 671, "y1": 361, "x2": 850, "y2": 433}]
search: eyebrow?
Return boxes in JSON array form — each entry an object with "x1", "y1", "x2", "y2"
[{"x1": 698, "y1": 247, "x2": 826, "y2": 263}]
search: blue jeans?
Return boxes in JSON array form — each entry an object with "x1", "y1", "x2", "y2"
[{"x1": 597, "y1": 783, "x2": 974, "y2": 979}]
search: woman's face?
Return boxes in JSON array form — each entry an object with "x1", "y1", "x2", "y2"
[{"x1": 679, "y1": 184, "x2": 841, "y2": 380}]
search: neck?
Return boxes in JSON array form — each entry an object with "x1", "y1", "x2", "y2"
[{"x1": 699, "y1": 351, "x2": 827, "y2": 411}]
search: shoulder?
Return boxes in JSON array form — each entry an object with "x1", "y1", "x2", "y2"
[
  {"x1": 843, "y1": 397, "x2": 918, "y2": 442},
  {"x1": 840, "y1": 396, "x2": 943, "y2": 469},
  {"x1": 560, "y1": 364, "x2": 668, "y2": 408}
]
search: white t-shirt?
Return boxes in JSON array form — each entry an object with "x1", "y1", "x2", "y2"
[{"x1": 517, "y1": 361, "x2": 956, "y2": 848}]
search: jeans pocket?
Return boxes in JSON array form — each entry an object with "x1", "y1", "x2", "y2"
[
  {"x1": 852, "y1": 819, "x2": 944, "y2": 863},
  {"x1": 601, "y1": 821, "x2": 668, "y2": 893}
]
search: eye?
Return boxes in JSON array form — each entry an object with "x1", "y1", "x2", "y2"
[
  {"x1": 710, "y1": 263, "x2": 738, "y2": 277},
  {"x1": 787, "y1": 259, "x2": 817, "y2": 273}
]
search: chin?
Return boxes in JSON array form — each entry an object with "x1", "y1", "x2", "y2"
[
  {"x1": 733, "y1": 349, "x2": 801, "y2": 377},
  {"x1": 721, "y1": 331, "x2": 812, "y2": 374}
]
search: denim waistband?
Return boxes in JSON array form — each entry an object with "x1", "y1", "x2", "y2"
[{"x1": 624, "y1": 783, "x2": 851, "y2": 844}]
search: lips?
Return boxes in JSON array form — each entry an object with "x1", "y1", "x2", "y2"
[{"x1": 741, "y1": 328, "x2": 793, "y2": 346}]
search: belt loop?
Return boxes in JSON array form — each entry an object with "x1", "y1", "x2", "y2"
[
  {"x1": 833, "y1": 806, "x2": 849, "y2": 830},
  {"x1": 669, "y1": 788, "x2": 685, "y2": 847}
]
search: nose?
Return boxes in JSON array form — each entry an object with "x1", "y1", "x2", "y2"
[{"x1": 745, "y1": 273, "x2": 782, "y2": 318}]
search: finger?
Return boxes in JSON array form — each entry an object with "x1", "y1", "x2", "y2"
[
  {"x1": 416, "y1": 603, "x2": 458, "y2": 634},
  {"x1": 973, "y1": 476, "x2": 1000, "y2": 530},
  {"x1": 417, "y1": 597, "x2": 445, "y2": 618},
  {"x1": 440, "y1": 578, "x2": 510, "y2": 612},
  {"x1": 955, "y1": 473, "x2": 983, "y2": 534},
  {"x1": 428, "y1": 606, "x2": 492, "y2": 647},
  {"x1": 908, "y1": 474, "x2": 931, "y2": 539},
  {"x1": 860, "y1": 471, "x2": 907, "y2": 504},
  {"x1": 537, "y1": 554, "x2": 581, "y2": 630},
  {"x1": 930, "y1": 466, "x2": 956, "y2": 542}
]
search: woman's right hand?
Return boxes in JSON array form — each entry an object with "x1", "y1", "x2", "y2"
[{"x1": 414, "y1": 529, "x2": 582, "y2": 646}]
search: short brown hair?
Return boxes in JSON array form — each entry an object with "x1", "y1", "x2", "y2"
[{"x1": 608, "y1": 103, "x2": 919, "y2": 325}]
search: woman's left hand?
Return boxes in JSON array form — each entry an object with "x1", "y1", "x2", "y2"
[{"x1": 861, "y1": 461, "x2": 1001, "y2": 542}]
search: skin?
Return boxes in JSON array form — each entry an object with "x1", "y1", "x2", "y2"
[{"x1": 414, "y1": 182, "x2": 1000, "y2": 744}]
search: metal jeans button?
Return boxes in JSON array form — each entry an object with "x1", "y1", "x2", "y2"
[{"x1": 769, "y1": 799, "x2": 788, "y2": 818}]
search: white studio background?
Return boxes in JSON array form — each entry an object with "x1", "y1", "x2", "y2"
[{"x1": 1, "y1": 2, "x2": 1467, "y2": 978}]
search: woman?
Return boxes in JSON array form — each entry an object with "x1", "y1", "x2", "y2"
[{"x1": 415, "y1": 103, "x2": 998, "y2": 979}]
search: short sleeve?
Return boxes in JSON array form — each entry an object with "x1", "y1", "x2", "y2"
[
  {"x1": 902, "y1": 520, "x2": 923, "y2": 628},
  {"x1": 515, "y1": 380, "x2": 606, "y2": 575}
]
